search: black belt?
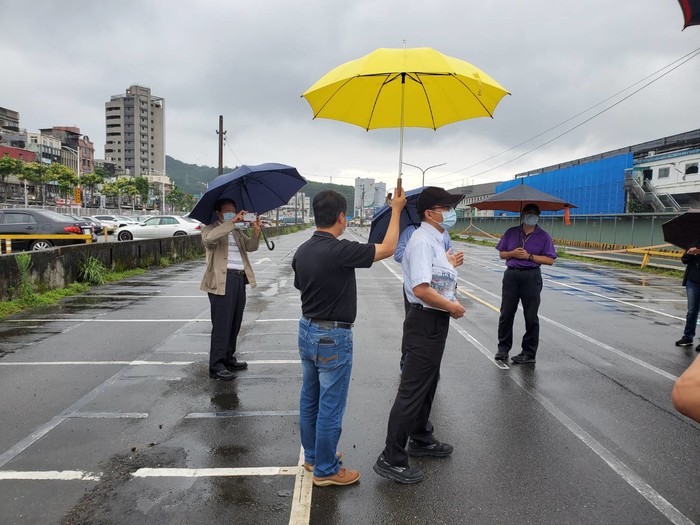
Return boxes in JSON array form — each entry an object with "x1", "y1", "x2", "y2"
[
  {"x1": 302, "y1": 316, "x2": 353, "y2": 330},
  {"x1": 507, "y1": 266, "x2": 540, "y2": 271},
  {"x1": 409, "y1": 304, "x2": 449, "y2": 316},
  {"x1": 227, "y1": 269, "x2": 246, "y2": 276}
]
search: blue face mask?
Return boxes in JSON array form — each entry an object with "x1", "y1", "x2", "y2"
[
  {"x1": 439, "y1": 209, "x2": 457, "y2": 230},
  {"x1": 523, "y1": 214, "x2": 539, "y2": 226},
  {"x1": 223, "y1": 212, "x2": 235, "y2": 222}
]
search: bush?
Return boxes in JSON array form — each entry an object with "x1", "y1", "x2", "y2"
[{"x1": 78, "y1": 256, "x2": 108, "y2": 286}]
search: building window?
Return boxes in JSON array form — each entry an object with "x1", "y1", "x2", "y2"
[
  {"x1": 686, "y1": 163, "x2": 699, "y2": 175},
  {"x1": 658, "y1": 167, "x2": 670, "y2": 179}
]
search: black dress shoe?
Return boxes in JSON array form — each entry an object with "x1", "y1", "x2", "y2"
[
  {"x1": 511, "y1": 354, "x2": 536, "y2": 364},
  {"x1": 494, "y1": 352, "x2": 509, "y2": 361},
  {"x1": 226, "y1": 360, "x2": 248, "y2": 371},
  {"x1": 209, "y1": 369, "x2": 235, "y2": 381}
]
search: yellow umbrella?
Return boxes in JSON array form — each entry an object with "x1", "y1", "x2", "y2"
[{"x1": 302, "y1": 47, "x2": 510, "y2": 181}]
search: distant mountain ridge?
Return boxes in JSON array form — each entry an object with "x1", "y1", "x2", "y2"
[{"x1": 166, "y1": 156, "x2": 355, "y2": 214}]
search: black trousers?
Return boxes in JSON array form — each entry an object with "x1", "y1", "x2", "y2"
[
  {"x1": 208, "y1": 273, "x2": 246, "y2": 373},
  {"x1": 383, "y1": 306, "x2": 450, "y2": 467},
  {"x1": 497, "y1": 267, "x2": 542, "y2": 358}
]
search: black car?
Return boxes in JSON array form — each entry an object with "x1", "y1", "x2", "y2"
[{"x1": 0, "y1": 208, "x2": 93, "y2": 251}]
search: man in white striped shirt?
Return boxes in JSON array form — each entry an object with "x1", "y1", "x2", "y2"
[{"x1": 201, "y1": 199, "x2": 261, "y2": 381}]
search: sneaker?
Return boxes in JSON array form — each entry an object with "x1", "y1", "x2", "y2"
[
  {"x1": 511, "y1": 354, "x2": 536, "y2": 364},
  {"x1": 312, "y1": 467, "x2": 360, "y2": 487},
  {"x1": 303, "y1": 451, "x2": 343, "y2": 473},
  {"x1": 373, "y1": 455, "x2": 423, "y2": 484},
  {"x1": 676, "y1": 338, "x2": 693, "y2": 347},
  {"x1": 494, "y1": 351, "x2": 509, "y2": 361},
  {"x1": 407, "y1": 437, "x2": 453, "y2": 458}
]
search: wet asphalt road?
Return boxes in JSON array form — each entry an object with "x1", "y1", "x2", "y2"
[{"x1": 0, "y1": 227, "x2": 698, "y2": 525}]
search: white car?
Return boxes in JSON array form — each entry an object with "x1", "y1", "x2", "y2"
[{"x1": 116, "y1": 215, "x2": 202, "y2": 241}]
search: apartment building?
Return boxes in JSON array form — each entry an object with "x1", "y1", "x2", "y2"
[{"x1": 104, "y1": 85, "x2": 165, "y2": 179}]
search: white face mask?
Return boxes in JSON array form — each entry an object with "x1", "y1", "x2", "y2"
[{"x1": 523, "y1": 214, "x2": 539, "y2": 226}]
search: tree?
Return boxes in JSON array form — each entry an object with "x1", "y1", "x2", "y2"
[
  {"x1": 134, "y1": 177, "x2": 150, "y2": 206},
  {"x1": 20, "y1": 162, "x2": 51, "y2": 205},
  {"x1": 48, "y1": 163, "x2": 79, "y2": 202},
  {"x1": 165, "y1": 185, "x2": 184, "y2": 212},
  {"x1": 79, "y1": 172, "x2": 103, "y2": 207},
  {"x1": 0, "y1": 155, "x2": 26, "y2": 200}
]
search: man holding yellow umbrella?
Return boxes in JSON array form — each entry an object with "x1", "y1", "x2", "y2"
[{"x1": 303, "y1": 45, "x2": 509, "y2": 484}]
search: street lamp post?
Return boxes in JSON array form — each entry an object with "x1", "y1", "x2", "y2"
[{"x1": 402, "y1": 162, "x2": 447, "y2": 187}]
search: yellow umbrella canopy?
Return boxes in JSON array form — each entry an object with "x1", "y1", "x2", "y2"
[{"x1": 302, "y1": 47, "x2": 510, "y2": 131}]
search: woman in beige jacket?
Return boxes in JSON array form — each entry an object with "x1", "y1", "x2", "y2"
[{"x1": 200, "y1": 198, "x2": 261, "y2": 380}]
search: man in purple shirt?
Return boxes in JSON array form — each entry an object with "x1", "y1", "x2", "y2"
[{"x1": 494, "y1": 203, "x2": 557, "y2": 364}]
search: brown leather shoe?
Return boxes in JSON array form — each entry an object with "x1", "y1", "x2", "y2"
[
  {"x1": 303, "y1": 451, "x2": 343, "y2": 472},
  {"x1": 312, "y1": 467, "x2": 360, "y2": 487}
]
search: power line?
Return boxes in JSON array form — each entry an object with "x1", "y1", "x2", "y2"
[
  {"x1": 435, "y1": 46, "x2": 700, "y2": 185},
  {"x1": 224, "y1": 135, "x2": 243, "y2": 165}
]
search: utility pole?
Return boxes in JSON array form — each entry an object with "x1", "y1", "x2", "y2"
[
  {"x1": 301, "y1": 193, "x2": 305, "y2": 223},
  {"x1": 359, "y1": 186, "x2": 365, "y2": 226},
  {"x1": 294, "y1": 192, "x2": 298, "y2": 224},
  {"x1": 216, "y1": 115, "x2": 226, "y2": 175}
]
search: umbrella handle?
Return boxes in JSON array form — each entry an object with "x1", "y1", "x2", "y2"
[{"x1": 261, "y1": 227, "x2": 275, "y2": 250}]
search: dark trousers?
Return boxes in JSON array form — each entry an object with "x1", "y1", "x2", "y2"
[
  {"x1": 497, "y1": 267, "x2": 542, "y2": 358},
  {"x1": 383, "y1": 306, "x2": 450, "y2": 467},
  {"x1": 208, "y1": 273, "x2": 246, "y2": 373}
]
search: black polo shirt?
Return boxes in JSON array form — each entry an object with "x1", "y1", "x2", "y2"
[{"x1": 292, "y1": 231, "x2": 375, "y2": 323}]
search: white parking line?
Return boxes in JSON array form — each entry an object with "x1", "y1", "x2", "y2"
[
  {"x1": 185, "y1": 410, "x2": 299, "y2": 419},
  {"x1": 290, "y1": 447, "x2": 313, "y2": 525},
  {"x1": 67, "y1": 412, "x2": 148, "y2": 419},
  {"x1": 0, "y1": 470, "x2": 101, "y2": 481},
  {"x1": 0, "y1": 361, "x2": 194, "y2": 366},
  {"x1": 133, "y1": 466, "x2": 297, "y2": 478}
]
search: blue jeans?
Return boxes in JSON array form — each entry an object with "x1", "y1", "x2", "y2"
[
  {"x1": 298, "y1": 317, "x2": 353, "y2": 477},
  {"x1": 683, "y1": 280, "x2": 700, "y2": 340}
]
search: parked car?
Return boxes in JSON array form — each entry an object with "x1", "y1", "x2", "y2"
[
  {"x1": 84, "y1": 216, "x2": 107, "y2": 236},
  {"x1": 63, "y1": 214, "x2": 98, "y2": 242},
  {"x1": 116, "y1": 215, "x2": 202, "y2": 241},
  {"x1": 92, "y1": 215, "x2": 130, "y2": 233},
  {"x1": 0, "y1": 208, "x2": 93, "y2": 251}
]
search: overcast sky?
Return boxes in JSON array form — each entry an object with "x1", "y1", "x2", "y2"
[{"x1": 3, "y1": 0, "x2": 700, "y2": 191}]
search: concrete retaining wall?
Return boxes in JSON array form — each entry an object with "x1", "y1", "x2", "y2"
[{"x1": 0, "y1": 235, "x2": 205, "y2": 300}]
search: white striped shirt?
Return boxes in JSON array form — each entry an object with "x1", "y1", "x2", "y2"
[{"x1": 226, "y1": 233, "x2": 245, "y2": 270}]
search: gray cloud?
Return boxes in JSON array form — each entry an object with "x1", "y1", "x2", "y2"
[{"x1": 3, "y1": 0, "x2": 699, "y2": 190}]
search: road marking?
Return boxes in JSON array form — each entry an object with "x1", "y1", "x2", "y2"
[
  {"x1": 457, "y1": 277, "x2": 679, "y2": 382},
  {"x1": 4, "y1": 319, "x2": 210, "y2": 323},
  {"x1": 246, "y1": 360, "x2": 300, "y2": 364},
  {"x1": 461, "y1": 252, "x2": 686, "y2": 322},
  {"x1": 133, "y1": 466, "x2": 297, "y2": 478},
  {"x1": 0, "y1": 470, "x2": 101, "y2": 481},
  {"x1": 66, "y1": 412, "x2": 148, "y2": 419},
  {"x1": 289, "y1": 447, "x2": 313, "y2": 525},
  {"x1": 508, "y1": 372, "x2": 694, "y2": 525},
  {"x1": 449, "y1": 320, "x2": 509, "y2": 370},
  {"x1": 185, "y1": 410, "x2": 299, "y2": 419},
  {"x1": 0, "y1": 361, "x2": 194, "y2": 366},
  {"x1": 256, "y1": 319, "x2": 299, "y2": 322},
  {"x1": 120, "y1": 376, "x2": 182, "y2": 381},
  {"x1": 83, "y1": 295, "x2": 205, "y2": 298},
  {"x1": 256, "y1": 257, "x2": 271, "y2": 265}
]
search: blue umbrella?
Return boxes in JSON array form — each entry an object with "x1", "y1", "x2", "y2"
[
  {"x1": 189, "y1": 163, "x2": 306, "y2": 250},
  {"x1": 368, "y1": 186, "x2": 425, "y2": 244}
]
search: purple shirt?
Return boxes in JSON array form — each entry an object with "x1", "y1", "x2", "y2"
[{"x1": 495, "y1": 225, "x2": 558, "y2": 268}]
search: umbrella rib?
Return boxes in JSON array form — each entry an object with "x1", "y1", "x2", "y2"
[
  {"x1": 311, "y1": 76, "x2": 361, "y2": 119},
  {"x1": 365, "y1": 73, "x2": 398, "y2": 131},
  {"x1": 450, "y1": 73, "x2": 495, "y2": 118}
]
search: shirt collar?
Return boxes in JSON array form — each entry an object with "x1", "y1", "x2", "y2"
[{"x1": 420, "y1": 221, "x2": 444, "y2": 243}]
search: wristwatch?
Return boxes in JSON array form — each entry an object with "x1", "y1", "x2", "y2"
[{"x1": 528, "y1": 254, "x2": 533, "y2": 262}]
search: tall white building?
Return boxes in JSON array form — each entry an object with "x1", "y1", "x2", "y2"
[
  {"x1": 354, "y1": 177, "x2": 375, "y2": 218},
  {"x1": 105, "y1": 85, "x2": 165, "y2": 180}
]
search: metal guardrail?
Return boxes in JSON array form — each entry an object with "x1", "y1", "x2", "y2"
[{"x1": 0, "y1": 234, "x2": 92, "y2": 254}]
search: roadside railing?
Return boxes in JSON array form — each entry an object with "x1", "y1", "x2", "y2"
[{"x1": 0, "y1": 234, "x2": 92, "y2": 254}]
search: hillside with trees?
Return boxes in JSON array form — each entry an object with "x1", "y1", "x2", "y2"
[{"x1": 166, "y1": 156, "x2": 355, "y2": 215}]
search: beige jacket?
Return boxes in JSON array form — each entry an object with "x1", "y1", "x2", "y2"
[{"x1": 200, "y1": 221, "x2": 260, "y2": 294}]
